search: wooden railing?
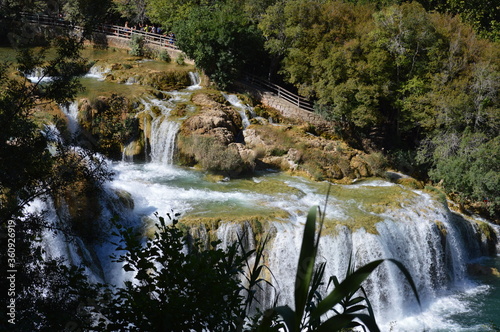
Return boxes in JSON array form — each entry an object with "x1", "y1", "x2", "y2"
[
  {"x1": 244, "y1": 73, "x2": 315, "y2": 112},
  {"x1": 21, "y1": 13, "x2": 316, "y2": 113},
  {"x1": 20, "y1": 13, "x2": 179, "y2": 50}
]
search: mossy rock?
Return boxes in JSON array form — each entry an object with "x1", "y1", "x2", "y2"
[
  {"x1": 114, "y1": 189, "x2": 135, "y2": 210},
  {"x1": 396, "y1": 177, "x2": 424, "y2": 189}
]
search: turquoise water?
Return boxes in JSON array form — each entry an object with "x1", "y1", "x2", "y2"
[{"x1": 450, "y1": 257, "x2": 500, "y2": 331}]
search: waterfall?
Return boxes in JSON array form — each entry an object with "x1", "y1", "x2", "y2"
[
  {"x1": 60, "y1": 101, "x2": 79, "y2": 137},
  {"x1": 259, "y1": 189, "x2": 490, "y2": 330},
  {"x1": 187, "y1": 71, "x2": 201, "y2": 90},
  {"x1": 26, "y1": 67, "x2": 52, "y2": 83},
  {"x1": 142, "y1": 98, "x2": 180, "y2": 165},
  {"x1": 85, "y1": 64, "x2": 111, "y2": 81},
  {"x1": 22, "y1": 54, "x2": 497, "y2": 330},
  {"x1": 223, "y1": 93, "x2": 255, "y2": 129}
]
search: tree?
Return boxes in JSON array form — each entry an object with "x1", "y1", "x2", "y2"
[
  {"x1": 145, "y1": 0, "x2": 217, "y2": 30},
  {"x1": 174, "y1": 3, "x2": 265, "y2": 89},
  {"x1": 112, "y1": 0, "x2": 148, "y2": 24},
  {"x1": 0, "y1": 6, "x2": 112, "y2": 330},
  {"x1": 418, "y1": 132, "x2": 500, "y2": 218},
  {"x1": 99, "y1": 214, "x2": 250, "y2": 331},
  {"x1": 61, "y1": 0, "x2": 113, "y2": 39}
]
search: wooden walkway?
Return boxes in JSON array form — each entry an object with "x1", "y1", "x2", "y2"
[
  {"x1": 21, "y1": 13, "x2": 179, "y2": 51},
  {"x1": 21, "y1": 13, "x2": 316, "y2": 113}
]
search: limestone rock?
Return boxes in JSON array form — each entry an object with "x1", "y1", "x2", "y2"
[{"x1": 350, "y1": 155, "x2": 372, "y2": 178}]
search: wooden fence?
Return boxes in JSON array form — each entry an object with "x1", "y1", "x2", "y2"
[
  {"x1": 20, "y1": 13, "x2": 179, "y2": 50},
  {"x1": 244, "y1": 73, "x2": 315, "y2": 112},
  {"x1": 21, "y1": 13, "x2": 316, "y2": 113}
]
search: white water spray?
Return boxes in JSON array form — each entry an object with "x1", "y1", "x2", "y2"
[
  {"x1": 141, "y1": 98, "x2": 180, "y2": 165},
  {"x1": 223, "y1": 93, "x2": 255, "y2": 129},
  {"x1": 26, "y1": 67, "x2": 53, "y2": 83},
  {"x1": 188, "y1": 71, "x2": 201, "y2": 90},
  {"x1": 85, "y1": 64, "x2": 111, "y2": 81},
  {"x1": 60, "y1": 101, "x2": 79, "y2": 137}
]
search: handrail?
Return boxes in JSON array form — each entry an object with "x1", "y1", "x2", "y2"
[
  {"x1": 20, "y1": 13, "x2": 178, "y2": 50},
  {"x1": 244, "y1": 73, "x2": 315, "y2": 112},
  {"x1": 21, "y1": 13, "x2": 316, "y2": 113}
]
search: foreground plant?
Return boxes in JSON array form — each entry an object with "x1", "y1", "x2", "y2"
[{"x1": 256, "y1": 205, "x2": 420, "y2": 331}]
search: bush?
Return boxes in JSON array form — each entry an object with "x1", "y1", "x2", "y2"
[
  {"x1": 176, "y1": 53, "x2": 186, "y2": 65},
  {"x1": 100, "y1": 214, "x2": 248, "y2": 331},
  {"x1": 158, "y1": 50, "x2": 171, "y2": 62},
  {"x1": 129, "y1": 34, "x2": 145, "y2": 57},
  {"x1": 363, "y1": 152, "x2": 388, "y2": 177},
  {"x1": 178, "y1": 135, "x2": 250, "y2": 174}
]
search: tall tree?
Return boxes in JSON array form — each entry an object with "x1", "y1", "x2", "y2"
[{"x1": 174, "y1": 2, "x2": 265, "y2": 89}]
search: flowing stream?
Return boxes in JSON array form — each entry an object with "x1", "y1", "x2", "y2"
[{"x1": 40, "y1": 65, "x2": 500, "y2": 331}]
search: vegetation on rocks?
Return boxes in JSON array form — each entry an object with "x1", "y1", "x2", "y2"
[{"x1": 78, "y1": 94, "x2": 141, "y2": 159}]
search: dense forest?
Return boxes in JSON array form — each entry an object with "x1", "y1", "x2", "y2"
[{"x1": 0, "y1": 0, "x2": 499, "y2": 330}]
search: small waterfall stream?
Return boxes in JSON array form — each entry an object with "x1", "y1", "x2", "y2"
[
  {"x1": 85, "y1": 64, "x2": 111, "y2": 81},
  {"x1": 141, "y1": 98, "x2": 180, "y2": 165},
  {"x1": 223, "y1": 93, "x2": 255, "y2": 129},
  {"x1": 26, "y1": 67, "x2": 53, "y2": 83},
  {"x1": 60, "y1": 101, "x2": 80, "y2": 137}
]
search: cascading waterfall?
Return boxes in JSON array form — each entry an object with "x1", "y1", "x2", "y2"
[
  {"x1": 188, "y1": 71, "x2": 201, "y2": 89},
  {"x1": 26, "y1": 67, "x2": 53, "y2": 83},
  {"x1": 142, "y1": 98, "x2": 180, "y2": 165},
  {"x1": 259, "y1": 187, "x2": 494, "y2": 330},
  {"x1": 223, "y1": 93, "x2": 255, "y2": 129},
  {"x1": 85, "y1": 64, "x2": 111, "y2": 81},
  {"x1": 60, "y1": 101, "x2": 80, "y2": 137}
]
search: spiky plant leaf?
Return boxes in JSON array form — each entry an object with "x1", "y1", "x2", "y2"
[{"x1": 294, "y1": 205, "x2": 319, "y2": 329}]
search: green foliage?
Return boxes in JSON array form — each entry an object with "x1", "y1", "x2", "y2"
[
  {"x1": 0, "y1": 32, "x2": 111, "y2": 331},
  {"x1": 101, "y1": 213, "x2": 249, "y2": 331},
  {"x1": 420, "y1": 132, "x2": 500, "y2": 216},
  {"x1": 421, "y1": 0, "x2": 500, "y2": 41},
  {"x1": 82, "y1": 94, "x2": 140, "y2": 159},
  {"x1": 0, "y1": 36, "x2": 95, "y2": 222},
  {"x1": 157, "y1": 49, "x2": 171, "y2": 62},
  {"x1": 112, "y1": 0, "x2": 148, "y2": 24},
  {"x1": 129, "y1": 33, "x2": 145, "y2": 56},
  {"x1": 63, "y1": 0, "x2": 113, "y2": 38},
  {"x1": 174, "y1": 3, "x2": 265, "y2": 89},
  {"x1": 175, "y1": 53, "x2": 186, "y2": 65},
  {"x1": 178, "y1": 135, "x2": 248, "y2": 173},
  {"x1": 362, "y1": 152, "x2": 388, "y2": 177}
]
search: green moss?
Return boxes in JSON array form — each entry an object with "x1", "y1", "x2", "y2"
[
  {"x1": 180, "y1": 206, "x2": 290, "y2": 225},
  {"x1": 324, "y1": 215, "x2": 382, "y2": 235},
  {"x1": 321, "y1": 184, "x2": 420, "y2": 234},
  {"x1": 396, "y1": 177, "x2": 424, "y2": 189},
  {"x1": 477, "y1": 221, "x2": 495, "y2": 242},
  {"x1": 423, "y1": 186, "x2": 448, "y2": 206}
]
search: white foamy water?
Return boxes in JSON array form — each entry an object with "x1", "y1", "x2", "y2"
[
  {"x1": 187, "y1": 71, "x2": 201, "y2": 90},
  {"x1": 26, "y1": 67, "x2": 53, "y2": 83},
  {"x1": 85, "y1": 64, "x2": 111, "y2": 81},
  {"x1": 223, "y1": 93, "x2": 255, "y2": 129},
  {"x1": 60, "y1": 101, "x2": 79, "y2": 137}
]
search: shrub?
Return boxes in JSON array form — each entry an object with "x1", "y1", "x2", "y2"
[
  {"x1": 363, "y1": 152, "x2": 388, "y2": 177},
  {"x1": 178, "y1": 135, "x2": 249, "y2": 174},
  {"x1": 158, "y1": 50, "x2": 171, "y2": 62},
  {"x1": 129, "y1": 34, "x2": 145, "y2": 57},
  {"x1": 176, "y1": 53, "x2": 186, "y2": 66}
]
